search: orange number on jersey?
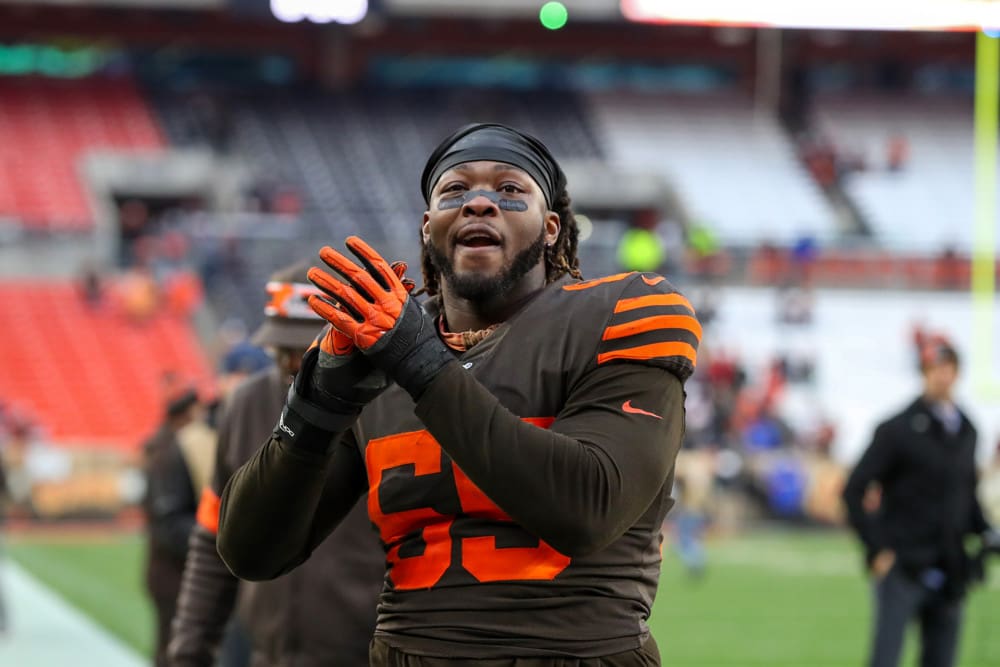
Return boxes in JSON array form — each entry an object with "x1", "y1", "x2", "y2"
[
  {"x1": 366, "y1": 418, "x2": 569, "y2": 588},
  {"x1": 366, "y1": 430, "x2": 452, "y2": 590},
  {"x1": 452, "y1": 464, "x2": 571, "y2": 582}
]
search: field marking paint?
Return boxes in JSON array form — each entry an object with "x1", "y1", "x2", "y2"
[
  {"x1": 0, "y1": 559, "x2": 145, "y2": 667},
  {"x1": 708, "y1": 544, "x2": 1000, "y2": 590}
]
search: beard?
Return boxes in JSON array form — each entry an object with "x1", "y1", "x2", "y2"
[{"x1": 427, "y1": 227, "x2": 547, "y2": 302}]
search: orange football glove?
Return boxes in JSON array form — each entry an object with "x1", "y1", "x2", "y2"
[
  {"x1": 314, "y1": 260, "x2": 414, "y2": 358},
  {"x1": 307, "y1": 236, "x2": 453, "y2": 399},
  {"x1": 276, "y1": 258, "x2": 416, "y2": 450}
]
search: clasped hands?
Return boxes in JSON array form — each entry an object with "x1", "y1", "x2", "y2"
[{"x1": 305, "y1": 236, "x2": 453, "y2": 408}]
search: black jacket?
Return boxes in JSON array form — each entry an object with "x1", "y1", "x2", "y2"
[
  {"x1": 143, "y1": 424, "x2": 198, "y2": 601},
  {"x1": 843, "y1": 397, "x2": 991, "y2": 598}
]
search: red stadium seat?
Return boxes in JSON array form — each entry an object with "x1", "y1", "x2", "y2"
[
  {"x1": 0, "y1": 77, "x2": 165, "y2": 230},
  {"x1": 0, "y1": 280, "x2": 214, "y2": 450}
]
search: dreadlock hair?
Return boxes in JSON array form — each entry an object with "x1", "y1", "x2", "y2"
[{"x1": 416, "y1": 186, "x2": 583, "y2": 297}]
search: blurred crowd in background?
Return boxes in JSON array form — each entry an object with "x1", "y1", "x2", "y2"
[{"x1": 0, "y1": 0, "x2": 997, "y2": 567}]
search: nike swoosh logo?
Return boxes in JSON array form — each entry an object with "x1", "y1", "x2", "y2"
[
  {"x1": 622, "y1": 400, "x2": 662, "y2": 419},
  {"x1": 641, "y1": 275, "x2": 665, "y2": 286}
]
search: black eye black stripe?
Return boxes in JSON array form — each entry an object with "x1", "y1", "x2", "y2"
[{"x1": 438, "y1": 189, "x2": 528, "y2": 212}]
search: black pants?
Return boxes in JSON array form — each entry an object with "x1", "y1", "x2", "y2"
[
  {"x1": 369, "y1": 635, "x2": 660, "y2": 666},
  {"x1": 868, "y1": 566, "x2": 964, "y2": 667},
  {"x1": 151, "y1": 593, "x2": 176, "y2": 667}
]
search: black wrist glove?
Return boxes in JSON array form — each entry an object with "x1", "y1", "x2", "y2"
[
  {"x1": 274, "y1": 345, "x2": 366, "y2": 455},
  {"x1": 364, "y1": 297, "x2": 455, "y2": 400}
]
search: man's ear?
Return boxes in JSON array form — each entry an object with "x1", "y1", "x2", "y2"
[
  {"x1": 544, "y1": 210, "x2": 560, "y2": 246},
  {"x1": 422, "y1": 212, "x2": 431, "y2": 244}
]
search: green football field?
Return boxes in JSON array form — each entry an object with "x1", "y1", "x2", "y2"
[{"x1": 7, "y1": 529, "x2": 999, "y2": 666}]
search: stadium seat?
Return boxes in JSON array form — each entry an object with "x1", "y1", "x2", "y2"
[
  {"x1": 0, "y1": 77, "x2": 165, "y2": 230},
  {"x1": 0, "y1": 280, "x2": 214, "y2": 450},
  {"x1": 589, "y1": 91, "x2": 836, "y2": 246},
  {"x1": 814, "y1": 93, "x2": 1000, "y2": 253}
]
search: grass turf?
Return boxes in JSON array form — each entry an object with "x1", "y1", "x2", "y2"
[
  {"x1": 7, "y1": 531, "x2": 153, "y2": 657},
  {"x1": 7, "y1": 529, "x2": 999, "y2": 665}
]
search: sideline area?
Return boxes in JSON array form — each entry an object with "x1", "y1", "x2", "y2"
[{"x1": 0, "y1": 559, "x2": 144, "y2": 667}]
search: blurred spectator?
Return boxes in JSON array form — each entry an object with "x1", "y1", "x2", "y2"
[
  {"x1": 764, "y1": 459, "x2": 807, "y2": 518},
  {"x1": 204, "y1": 339, "x2": 273, "y2": 431},
  {"x1": 169, "y1": 260, "x2": 383, "y2": 667},
  {"x1": 886, "y1": 133, "x2": 910, "y2": 172},
  {"x1": 141, "y1": 377, "x2": 211, "y2": 667},
  {"x1": 163, "y1": 271, "x2": 204, "y2": 319},
  {"x1": 118, "y1": 266, "x2": 161, "y2": 324},
  {"x1": 800, "y1": 132, "x2": 839, "y2": 188},
  {"x1": 842, "y1": 340, "x2": 993, "y2": 667},
  {"x1": 776, "y1": 285, "x2": 814, "y2": 325},
  {"x1": 933, "y1": 247, "x2": 964, "y2": 291},
  {"x1": 78, "y1": 260, "x2": 105, "y2": 309},
  {"x1": 790, "y1": 234, "x2": 819, "y2": 285},
  {"x1": 742, "y1": 406, "x2": 788, "y2": 452},
  {"x1": 216, "y1": 341, "x2": 272, "y2": 398},
  {"x1": 670, "y1": 450, "x2": 716, "y2": 578},
  {"x1": 118, "y1": 199, "x2": 151, "y2": 267},
  {"x1": 270, "y1": 185, "x2": 303, "y2": 216}
]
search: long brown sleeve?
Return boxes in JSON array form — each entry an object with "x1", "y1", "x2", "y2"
[
  {"x1": 217, "y1": 430, "x2": 367, "y2": 581},
  {"x1": 414, "y1": 361, "x2": 685, "y2": 556}
]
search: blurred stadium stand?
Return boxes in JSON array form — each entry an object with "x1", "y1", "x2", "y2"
[
  {"x1": 591, "y1": 91, "x2": 837, "y2": 245},
  {"x1": 0, "y1": 279, "x2": 214, "y2": 449},
  {"x1": 815, "y1": 93, "x2": 1000, "y2": 252},
  {"x1": 0, "y1": 77, "x2": 164, "y2": 231},
  {"x1": 0, "y1": 4, "x2": 995, "y2": 523},
  {"x1": 152, "y1": 87, "x2": 603, "y2": 242}
]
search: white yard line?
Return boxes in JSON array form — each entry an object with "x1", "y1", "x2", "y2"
[
  {"x1": 709, "y1": 545, "x2": 859, "y2": 576},
  {"x1": 708, "y1": 544, "x2": 1000, "y2": 589},
  {"x1": 0, "y1": 559, "x2": 145, "y2": 667}
]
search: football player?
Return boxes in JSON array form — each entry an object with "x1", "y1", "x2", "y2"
[{"x1": 217, "y1": 123, "x2": 701, "y2": 665}]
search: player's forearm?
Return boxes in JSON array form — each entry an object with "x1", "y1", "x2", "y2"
[
  {"x1": 168, "y1": 525, "x2": 238, "y2": 667},
  {"x1": 415, "y1": 363, "x2": 683, "y2": 556},
  {"x1": 217, "y1": 434, "x2": 335, "y2": 580}
]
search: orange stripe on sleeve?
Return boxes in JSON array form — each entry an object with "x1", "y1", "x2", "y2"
[
  {"x1": 597, "y1": 341, "x2": 698, "y2": 366},
  {"x1": 196, "y1": 487, "x2": 222, "y2": 535},
  {"x1": 602, "y1": 315, "x2": 703, "y2": 342},
  {"x1": 614, "y1": 293, "x2": 696, "y2": 314},
  {"x1": 562, "y1": 272, "x2": 635, "y2": 291}
]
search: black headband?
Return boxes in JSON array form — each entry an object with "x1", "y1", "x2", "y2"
[{"x1": 421, "y1": 123, "x2": 566, "y2": 209}]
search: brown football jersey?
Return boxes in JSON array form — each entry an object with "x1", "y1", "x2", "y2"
[{"x1": 350, "y1": 272, "x2": 699, "y2": 658}]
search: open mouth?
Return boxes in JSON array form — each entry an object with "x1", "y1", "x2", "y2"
[
  {"x1": 458, "y1": 236, "x2": 501, "y2": 249},
  {"x1": 455, "y1": 225, "x2": 502, "y2": 250}
]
